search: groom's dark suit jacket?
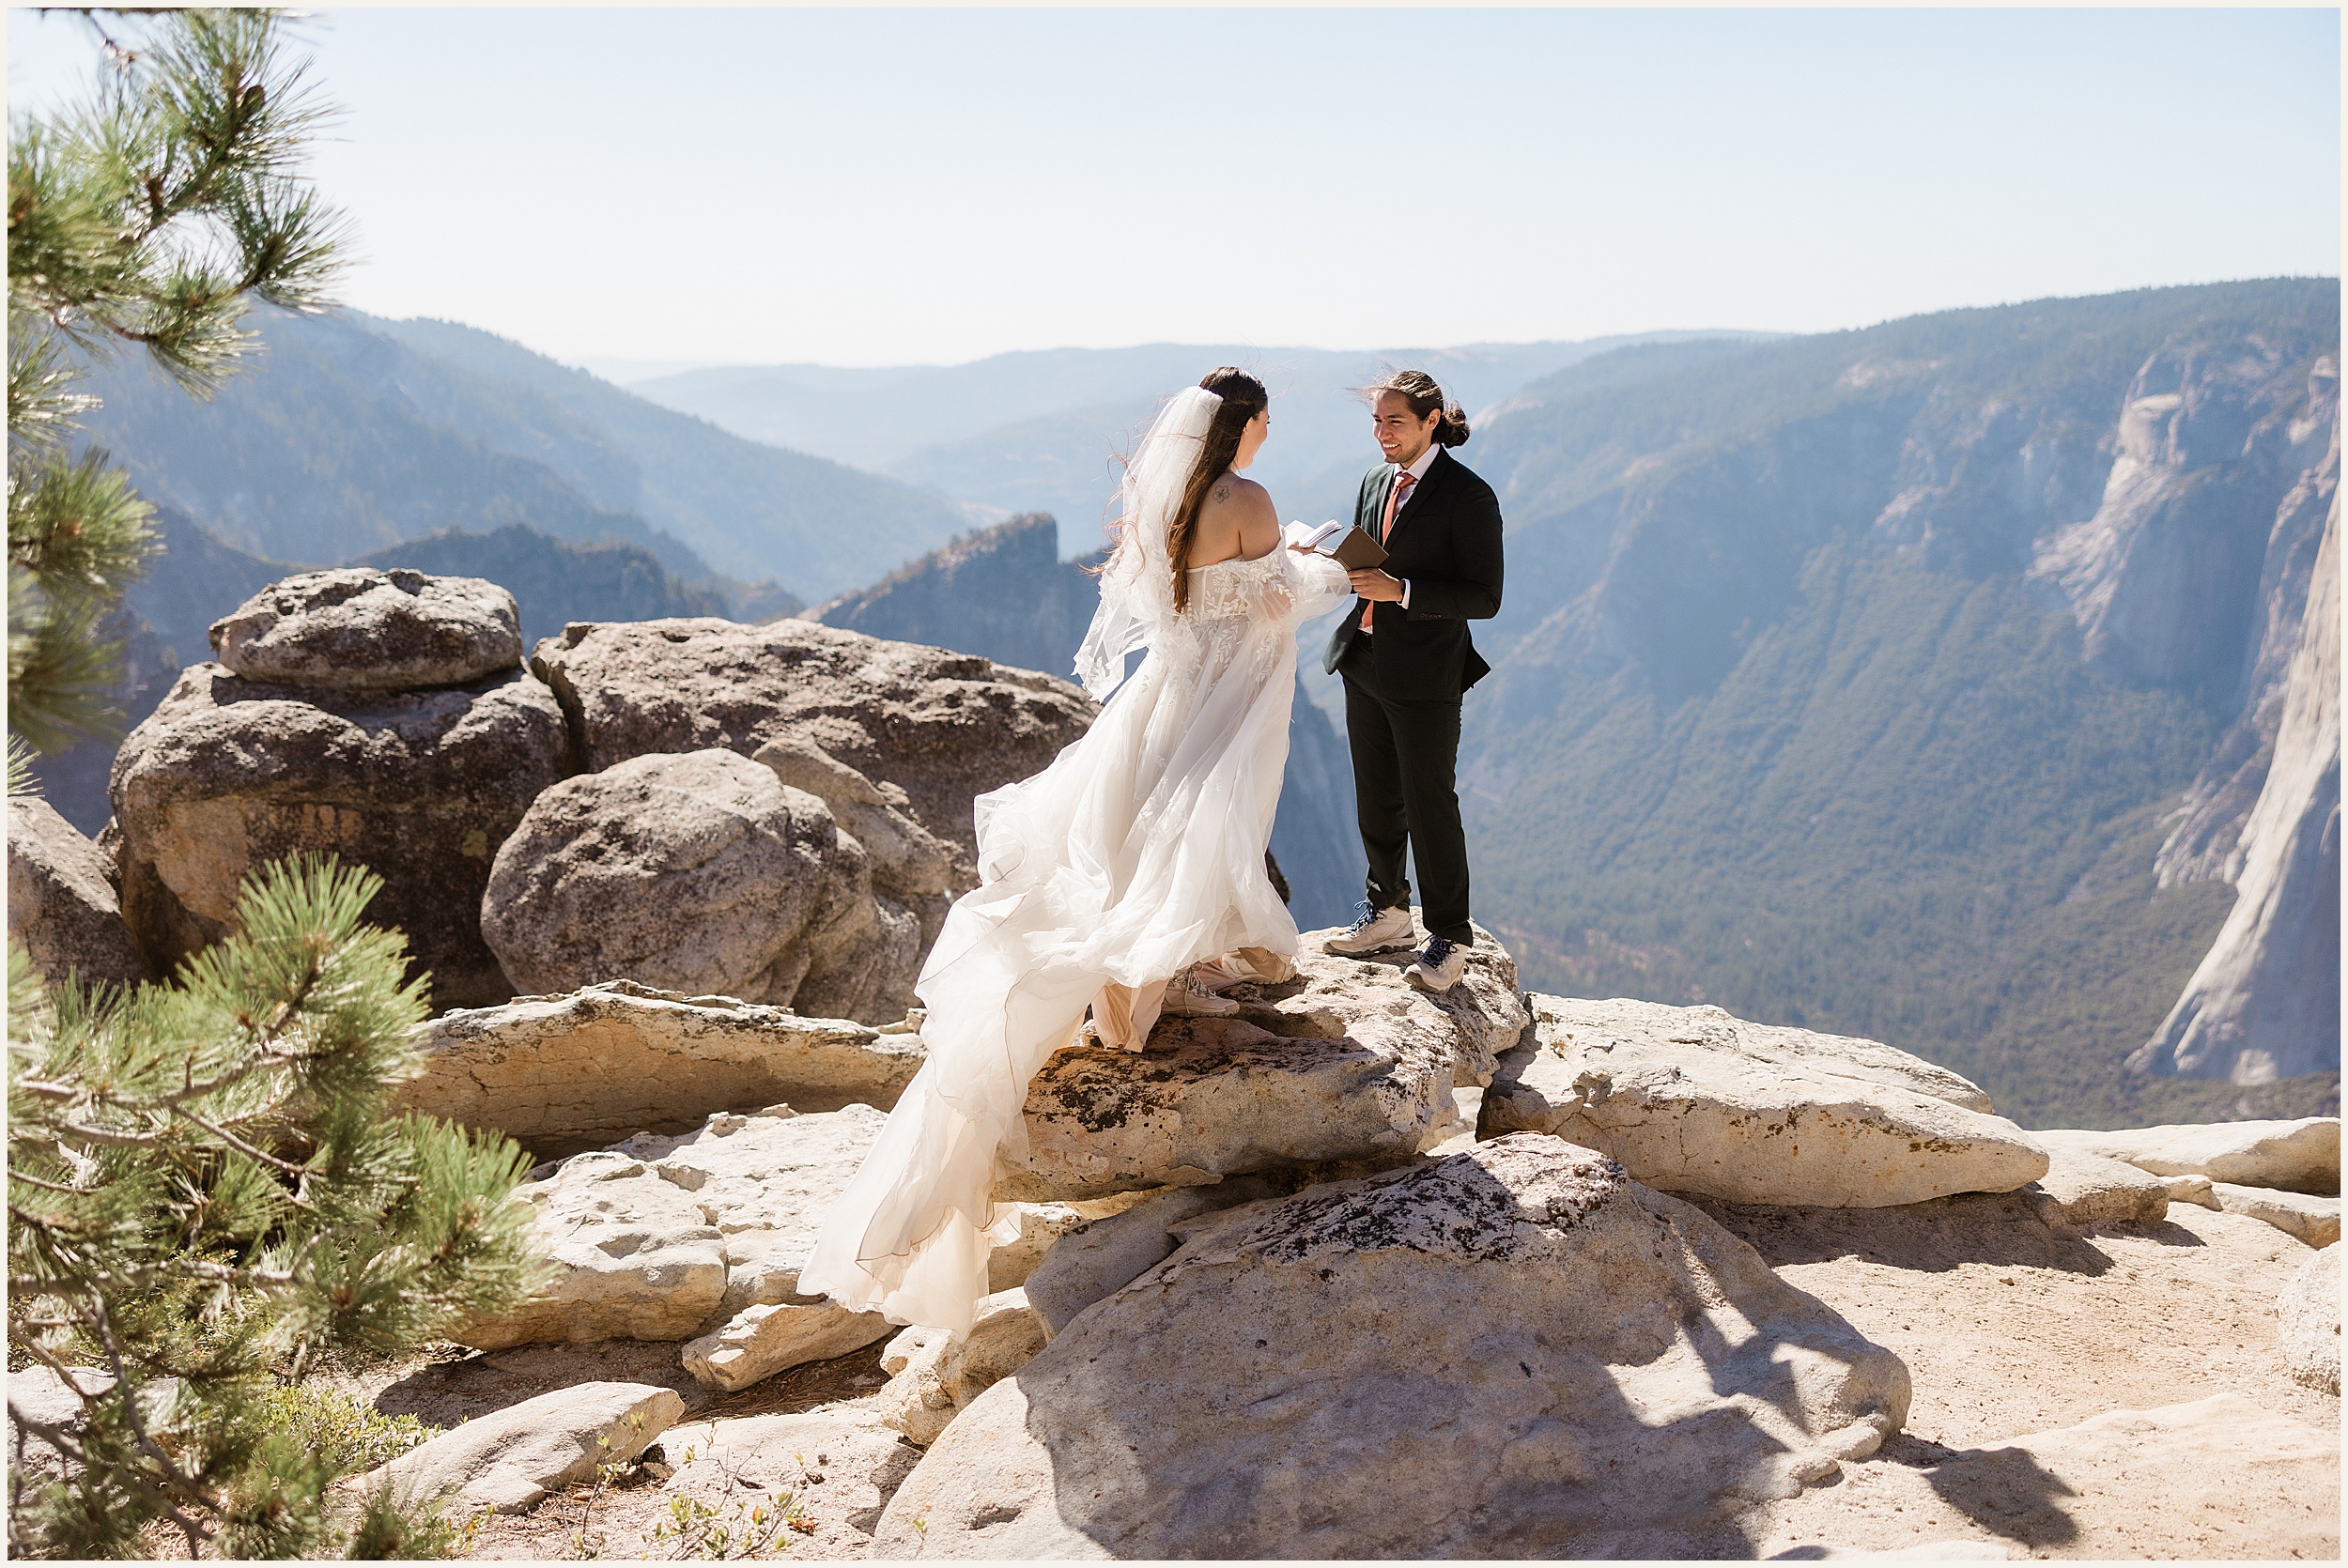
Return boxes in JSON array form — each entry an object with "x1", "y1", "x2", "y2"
[{"x1": 1320, "y1": 447, "x2": 1506, "y2": 701}]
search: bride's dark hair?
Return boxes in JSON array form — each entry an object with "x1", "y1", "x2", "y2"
[{"x1": 1166, "y1": 368, "x2": 1268, "y2": 612}]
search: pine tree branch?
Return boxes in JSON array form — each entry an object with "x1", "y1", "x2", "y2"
[
  {"x1": 172, "y1": 1109, "x2": 306, "y2": 1175},
  {"x1": 88, "y1": 1301, "x2": 220, "y2": 1552},
  {"x1": 7, "y1": 1168, "x2": 94, "y2": 1194},
  {"x1": 40, "y1": 1117, "x2": 168, "y2": 1150},
  {"x1": 10, "y1": 861, "x2": 534, "y2": 1554}
]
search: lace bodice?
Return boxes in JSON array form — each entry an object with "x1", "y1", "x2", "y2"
[
  {"x1": 1182, "y1": 534, "x2": 1352, "y2": 628},
  {"x1": 1185, "y1": 548, "x2": 1292, "y2": 620},
  {"x1": 1155, "y1": 538, "x2": 1351, "y2": 685}
]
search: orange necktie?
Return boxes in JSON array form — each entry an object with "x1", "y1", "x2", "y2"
[{"x1": 1362, "y1": 469, "x2": 1415, "y2": 633}]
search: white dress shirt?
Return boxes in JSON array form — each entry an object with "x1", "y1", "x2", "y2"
[{"x1": 1378, "y1": 442, "x2": 1441, "y2": 616}]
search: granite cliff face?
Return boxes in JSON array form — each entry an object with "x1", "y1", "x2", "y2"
[
  {"x1": 1459, "y1": 280, "x2": 2340, "y2": 1123},
  {"x1": 2146, "y1": 370, "x2": 2341, "y2": 886},
  {"x1": 2022, "y1": 344, "x2": 2340, "y2": 1086},
  {"x1": 2134, "y1": 487, "x2": 2340, "y2": 1083},
  {"x1": 2026, "y1": 346, "x2": 2333, "y2": 703},
  {"x1": 808, "y1": 514, "x2": 1101, "y2": 681},
  {"x1": 806, "y1": 515, "x2": 1364, "y2": 928}
]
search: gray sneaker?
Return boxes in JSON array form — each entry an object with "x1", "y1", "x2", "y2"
[
  {"x1": 1403, "y1": 936, "x2": 1468, "y2": 992},
  {"x1": 1324, "y1": 900, "x2": 1417, "y2": 958}
]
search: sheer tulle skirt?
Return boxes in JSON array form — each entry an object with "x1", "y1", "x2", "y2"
[{"x1": 801, "y1": 544, "x2": 1349, "y2": 1337}]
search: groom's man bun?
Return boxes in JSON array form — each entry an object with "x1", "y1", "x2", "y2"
[{"x1": 1365, "y1": 368, "x2": 1471, "y2": 448}]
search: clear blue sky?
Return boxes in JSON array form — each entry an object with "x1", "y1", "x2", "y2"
[{"x1": 8, "y1": 7, "x2": 2340, "y2": 371}]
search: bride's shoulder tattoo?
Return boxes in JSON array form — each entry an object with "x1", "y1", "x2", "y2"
[{"x1": 1212, "y1": 480, "x2": 1231, "y2": 502}]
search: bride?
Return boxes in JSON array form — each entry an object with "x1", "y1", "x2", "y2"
[{"x1": 800, "y1": 368, "x2": 1352, "y2": 1337}]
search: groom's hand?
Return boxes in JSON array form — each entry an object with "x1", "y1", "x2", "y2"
[{"x1": 1349, "y1": 569, "x2": 1405, "y2": 602}]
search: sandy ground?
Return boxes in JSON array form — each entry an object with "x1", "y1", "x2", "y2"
[
  {"x1": 1688, "y1": 1193, "x2": 2340, "y2": 1559},
  {"x1": 322, "y1": 1191, "x2": 2337, "y2": 1561}
]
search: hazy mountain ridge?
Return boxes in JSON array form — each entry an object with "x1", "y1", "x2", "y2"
[
  {"x1": 66, "y1": 308, "x2": 976, "y2": 601},
  {"x1": 1457, "y1": 278, "x2": 2340, "y2": 1125},
  {"x1": 366, "y1": 317, "x2": 975, "y2": 593},
  {"x1": 70, "y1": 313, "x2": 712, "y2": 580},
  {"x1": 635, "y1": 333, "x2": 1773, "y2": 558},
  {"x1": 805, "y1": 515, "x2": 1364, "y2": 928}
]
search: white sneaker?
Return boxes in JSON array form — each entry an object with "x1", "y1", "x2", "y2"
[
  {"x1": 1160, "y1": 972, "x2": 1240, "y2": 1017},
  {"x1": 1324, "y1": 901, "x2": 1416, "y2": 958},
  {"x1": 1403, "y1": 937, "x2": 1469, "y2": 993}
]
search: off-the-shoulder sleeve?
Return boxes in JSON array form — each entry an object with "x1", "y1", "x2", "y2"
[{"x1": 1264, "y1": 522, "x2": 1353, "y2": 626}]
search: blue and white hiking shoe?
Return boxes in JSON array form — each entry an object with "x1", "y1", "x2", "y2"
[
  {"x1": 1323, "y1": 900, "x2": 1417, "y2": 958},
  {"x1": 1403, "y1": 936, "x2": 1468, "y2": 992}
]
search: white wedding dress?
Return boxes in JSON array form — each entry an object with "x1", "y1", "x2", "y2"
[{"x1": 800, "y1": 386, "x2": 1353, "y2": 1337}]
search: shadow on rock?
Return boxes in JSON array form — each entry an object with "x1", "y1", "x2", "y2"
[
  {"x1": 1917, "y1": 1443, "x2": 2083, "y2": 1549},
  {"x1": 1684, "y1": 1190, "x2": 2119, "y2": 1277}
]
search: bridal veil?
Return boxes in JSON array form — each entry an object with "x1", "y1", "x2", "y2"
[{"x1": 800, "y1": 384, "x2": 1352, "y2": 1337}]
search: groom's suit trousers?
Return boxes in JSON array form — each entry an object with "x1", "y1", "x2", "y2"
[{"x1": 1338, "y1": 637, "x2": 1472, "y2": 944}]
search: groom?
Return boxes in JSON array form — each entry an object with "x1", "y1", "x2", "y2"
[{"x1": 1321, "y1": 369, "x2": 1505, "y2": 992}]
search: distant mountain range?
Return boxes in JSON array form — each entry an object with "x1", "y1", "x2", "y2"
[
  {"x1": 805, "y1": 515, "x2": 1363, "y2": 930},
  {"x1": 66, "y1": 308, "x2": 977, "y2": 601},
  {"x1": 32, "y1": 283, "x2": 2338, "y2": 1130},
  {"x1": 631, "y1": 334, "x2": 1769, "y2": 559},
  {"x1": 1452, "y1": 278, "x2": 2339, "y2": 1126}
]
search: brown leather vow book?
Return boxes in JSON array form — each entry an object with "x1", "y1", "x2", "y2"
[{"x1": 1325, "y1": 525, "x2": 1389, "y2": 571}]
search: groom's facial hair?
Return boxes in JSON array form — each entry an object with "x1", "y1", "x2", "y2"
[{"x1": 1372, "y1": 392, "x2": 1439, "y2": 465}]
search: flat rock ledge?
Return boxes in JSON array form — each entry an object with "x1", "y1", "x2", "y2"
[
  {"x1": 453, "y1": 1106, "x2": 895, "y2": 1388},
  {"x1": 2212, "y1": 1182, "x2": 2342, "y2": 1248},
  {"x1": 2026, "y1": 1147, "x2": 2173, "y2": 1227},
  {"x1": 449, "y1": 1104, "x2": 1092, "y2": 1393},
  {"x1": 394, "y1": 979, "x2": 924, "y2": 1159},
  {"x1": 352, "y1": 1381, "x2": 680, "y2": 1514},
  {"x1": 1484, "y1": 993, "x2": 2049, "y2": 1207},
  {"x1": 997, "y1": 929, "x2": 1525, "y2": 1202},
  {"x1": 877, "y1": 1133, "x2": 1911, "y2": 1559},
  {"x1": 2032, "y1": 1119, "x2": 2340, "y2": 1196}
]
